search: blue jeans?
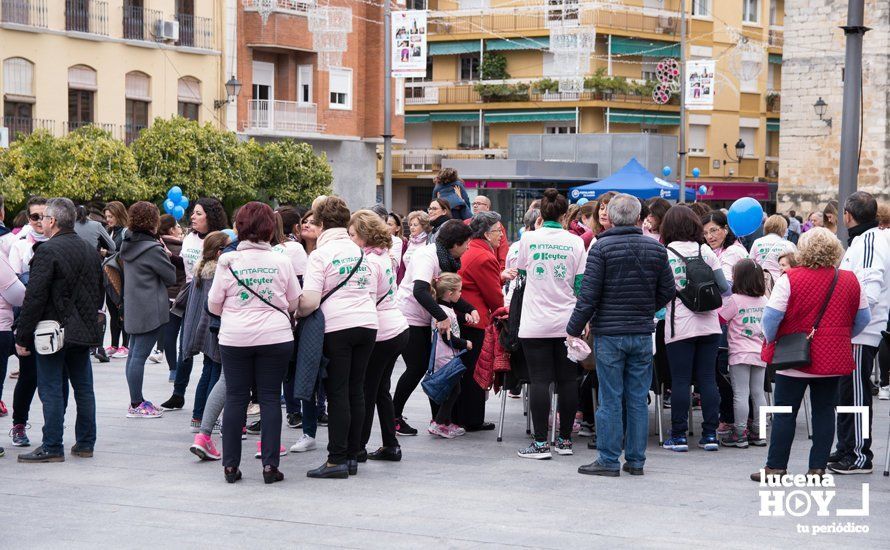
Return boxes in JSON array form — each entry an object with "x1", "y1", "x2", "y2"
[
  {"x1": 666, "y1": 333, "x2": 720, "y2": 438},
  {"x1": 594, "y1": 334, "x2": 653, "y2": 470},
  {"x1": 173, "y1": 354, "x2": 195, "y2": 397},
  {"x1": 192, "y1": 355, "x2": 221, "y2": 420},
  {"x1": 36, "y1": 346, "x2": 95, "y2": 454},
  {"x1": 162, "y1": 315, "x2": 181, "y2": 372},
  {"x1": 125, "y1": 329, "x2": 161, "y2": 405}
]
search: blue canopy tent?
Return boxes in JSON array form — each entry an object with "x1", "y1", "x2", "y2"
[{"x1": 569, "y1": 158, "x2": 695, "y2": 202}]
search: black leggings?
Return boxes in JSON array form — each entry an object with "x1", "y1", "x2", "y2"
[
  {"x1": 393, "y1": 325, "x2": 433, "y2": 419},
  {"x1": 521, "y1": 337, "x2": 578, "y2": 442},
  {"x1": 323, "y1": 327, "x2": 377, "y2": 464},
  {"x1": 220, "y1": 342, "x2": 291, "y2": 469},
  {"x1": 108, "y1": 299, "x2": 128, "y2": 349},
  {"x1": 12, "y1": 350, "x2": 43, "y2": 426},
  {"x1": 452, "y1": 325, "x2": 486, "y2": 428},
  {"x1": 361, "y1": 330, "x2": 409, "y2": 450},
  {"x1": 435, "y1": 382, "x2": 461, "y2": 426}
]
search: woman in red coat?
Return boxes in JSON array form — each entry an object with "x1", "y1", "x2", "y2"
[{"x1": 455, "y1": 211, "x2": 506, "y2": 431}]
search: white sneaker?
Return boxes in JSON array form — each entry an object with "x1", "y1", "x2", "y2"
[
  {"x1": 879, "y1": 386, "x2": 890, "y2": 400},
  {"x1": 148, "y1": 349, "x2": 164, "y2": 363},
  {"x1": 289, "y1": 434, "x2": 317, "y2": 453}
]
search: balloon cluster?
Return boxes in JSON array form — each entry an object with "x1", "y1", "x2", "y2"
[{"x1": 163, "y1": 186, "x2": 189, "y2": 221}]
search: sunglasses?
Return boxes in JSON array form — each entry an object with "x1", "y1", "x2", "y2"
[{"x1": 29, "y1": 213, "x2": 42, "y2": 222}]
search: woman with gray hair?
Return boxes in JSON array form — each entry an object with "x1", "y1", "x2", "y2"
[{"x1": 453, "y1": 211, "x2": 505, "y2": 430}]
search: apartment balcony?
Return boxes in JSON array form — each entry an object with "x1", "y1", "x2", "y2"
[
  {"x1": 405, "y1": 82, "x2": 670, "y2": 108},
  {"x1": 766, "y1": 91, "x2": 781, "y2": 114},
  {"x1": 245, "y1": 99, "x2": 324, "y2": 135},
  {"x1": 768, "y1": 27, "x2": 783, "y2": 49},
  {"x1": 0, "y1": 0, "x2": 47, "y2": 27},
  {"x1": 122, "y1": 4, "x2": 162, "y2": 41},
  {"x1": 393, "y1": 148, "x2": 508, "y2": 175},
  {"x1": 243, "y1": 0, "x2": 313, "y2": 16},
  {"x1": 428, "y1": 5, "x2": 679, "y2": 38},
  {"x1": 65, "y1": 0, "x2": 108, "y2": 36},
  {"x1": 175, "y1": 13, "x2": 214, "y2": 49},
  {"x1": 3, "y1": 116, "x2": 54, "y2": 141},
  {"x1": 765, "y1": 159, "x2": 779, "y2": 181}
]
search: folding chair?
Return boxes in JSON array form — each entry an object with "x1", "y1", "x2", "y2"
[
  {"x1": 496, "y1": 372, "x2": 508, "y2": 443},
  {"x1": 883, "y1": 415, "x2": 890, "y2": 476},
  {"x1": 549, "y1": 382, "x2": 559, "y2": 445},
  {"x1": 802, "y1": 387, "x2": 812, "y2": 440}
]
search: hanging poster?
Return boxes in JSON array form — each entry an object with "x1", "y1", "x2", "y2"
[
  {"x1": 685, "y1": 59, "x2": 716, "y2": 110},
  {"x1": 392, "y1": 11, "x2": 427, "y2": 78}
]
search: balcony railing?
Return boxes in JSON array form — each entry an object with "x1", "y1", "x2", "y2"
[
  {"x1": 1, "y1": 0, "x2": 47, "y2": 27},
  {"x1": 393, "y1": 148, "x2": 508, "y2": 174},
  {"x1": 124, "y1": 123, "x2": 147, "y2": 145},
  {"x1": 243, "y1": 0, "x2": 313, "y2": 15},
  {"x1": 406, "y1": 83, "x2": 668, "y2": 106},
  {"x1": 3, "y1": 116, "x2": 54, "y2": 140},
  {"x1": 65, "y1": 0, "x2": 108, "y2": 35},
  {"x1": 768, "y1": 28, "x2": 783, "y2": 47},
  {"x1": 429, "y1": 6, "x2": 679, "y2": 37},
  {"x1": 122, "y1": 5, "x2": 162, "y2": 41},
  {"x1": 246, "y1": 100, "x2": 323, "y2": 134},
  {"x1": 175, "y1": 13, "x2": 214, "y2": 49}
]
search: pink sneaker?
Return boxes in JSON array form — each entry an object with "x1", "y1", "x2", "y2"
[
  {"x1": 126, "y1": 401, "x2": 163, "y2": 418},
  {"x1": 112, "y1": 346, "x2": 129, "y2": 359},
  {"x1": 190, "y1": 433, "x2": 221, "y2": 460},
  {"x1": 105, "y1": 346, "x2": 118, "y2": 356},
  {"x1": 255, "y1": 441, "x2": 287, "y2": 458},
  {"x1": 446, "y1": 424, "x2": 466, "y2": 437},
  {"x1": 428, "y1": 422, "x2": 455, "y2": 439}
]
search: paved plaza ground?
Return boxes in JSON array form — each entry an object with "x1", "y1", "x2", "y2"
[{"x1": 1, "y1": 353, "x2": 887, "y2": 549}]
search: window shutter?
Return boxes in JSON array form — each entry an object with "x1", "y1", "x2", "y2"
[
  {"x1": 126, "y1": 72, "x2": 151, "y2": 101},
  {"x1": 68, "y1": 65, "x2": 97, "y2": 91},
  {"x1": 3, "y1": 58, "x2": 34, "y2": 96},
  {"x1": 178, "y1": 77, "x2": 201, "y2": 103}
]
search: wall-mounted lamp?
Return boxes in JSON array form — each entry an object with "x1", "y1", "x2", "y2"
[
  {"x1": 814, "y1": 97, "x2": 832, "y2": 128},
  {"x1": 214, "y1": 76, "x2": 242, "y2": 109}
]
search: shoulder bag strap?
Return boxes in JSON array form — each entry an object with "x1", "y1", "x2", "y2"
[
  {"x1": 665, "y1": 245, "x2": 685, "y2": 264},
  {"x1": 228, "y1": 265, "x2": 294, "y2": 329},
  {"x1": 428, "y1": 328, "x2": 438, "y2": 374},
  {"x1": 320, "y1": 251, "x2": 364, "y2": 306},
  {"x1": 809, "y1": 268, "x2": 840, "y2": 337}
]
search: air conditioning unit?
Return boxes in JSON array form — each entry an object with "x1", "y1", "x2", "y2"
[
  {"x1": 156, "y1": 20, "x2": 180, "y2": 42},
  {"x1": 657, "y1": 16, "x2": 676, "y2": 34}
]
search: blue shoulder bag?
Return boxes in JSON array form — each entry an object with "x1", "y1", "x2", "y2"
[{"x1": 421, "y1": 328, "x2": 467, "y2": 405}]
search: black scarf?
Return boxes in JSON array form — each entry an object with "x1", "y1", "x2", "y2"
[
  {"x1": 430, "y1": 215, "x2": 449, "y2": 232},
  {"x1": 436, "y1": 242, "x2": 461, "y2": 273},
  {"x1": 847, "y1": 220, "x2": 878, "y2": 247}
]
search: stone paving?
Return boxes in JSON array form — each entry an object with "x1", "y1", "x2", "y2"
[{"x1": 1, "y1": 353, "x2": 887, "y2": 549}]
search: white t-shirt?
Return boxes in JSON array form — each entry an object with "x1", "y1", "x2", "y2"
[
  {"x1": 303, "y1": 236, "x2": 378, "y2": 334},
  {"x1": 273, "y1": 241, "x2": 308, "y2": 278},
  {"x1": 366, "y1": 248, "x2": 408, "y2": 342},
  {"x1": 664, "y1": 241, "x2": 723, "y2": 344},
  {"x1": 181, "y1": 231, "x2": 204, "y2": 283},
  {"x1": 0, "y1": 254, "x2": 24, "y2": 331},
  {"x1": 390, "y1": 235, "x2": 403, "y2": 268},
  {"x1": 0, "y1": 230, "x2": 16, "y2": 259},
  {"x1": 395, "y1": 244, "x2": 441, "y2": 327},
  {"x1": 516, "y1": 226, "x2": 587, "y2": 339},
  {"x1": 751, "y1": 233, "x2": 797, "y2": 283},
  {"x1": 503, "y1": 241, "x2": 522, "y2": 305}
]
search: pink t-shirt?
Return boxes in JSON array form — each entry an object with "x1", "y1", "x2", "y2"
[
  {"x1": 718, "y1": 294, "x2": 767, "y2": 367},
  {"x1": 664, "y1": 241, "x2": 723, "y2": 344},
  {"x1": 0, "y1": 255, "x2": 25, "y2": 331},
  {"x1": 273, "y1": 241, "x2": 308, "y2": 278},
  {"x1": 401, "y1": 234, "x2": 428, "y2": 270},
  {"x1": 751, "y1": 233, "x2": 796, "y2": 283},
  {"x1": 517, "y1": 226, "x2": 587, "y2": 339},
  {"x1": 395, "y1": 243, "x2": 441, "y2": 327},
  {"x1": 208, "y1": 243, "x2": 302, "y2": 347},
  {"x1": 366, "y1": 248, "x2": 408, "y2": 342},
  {"x1": 8, "y1": 233, "x2": 39, "y2": 275},
  {"x1": 715, "y1": 241, "x2": 749, "y2": 284},
  {"x1": 431, "y1": 305, "x2": 461, "y2": 372},
  {"x1": 303, "y1": 234, "x2": 378, "y2": 333},
  {"x1": 0, "y1": 231, "x2": 16, "y2": 259},
  {"x1": 181, "y1": 231, "x2": 204, "y2": 283}
]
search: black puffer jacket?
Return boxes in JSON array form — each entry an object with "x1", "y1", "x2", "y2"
[
  {"x1": 15, "y1": 230, "x2": 104, "y2": 348},
  {"x1": 566, "y1": 226, "x2": 675, "y2": 337}
]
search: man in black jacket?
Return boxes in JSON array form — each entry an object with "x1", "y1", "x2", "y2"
[
  {"x1": 14, "y1": 198, "x2": 104, "y2": 463},
  {"x1": 566, "y1": 193, "x2": 675, "y2": 477}
]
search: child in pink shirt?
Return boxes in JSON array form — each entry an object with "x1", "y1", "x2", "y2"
[{"x1": 718, "y1": 259, "x2": 769, "y2": 448}]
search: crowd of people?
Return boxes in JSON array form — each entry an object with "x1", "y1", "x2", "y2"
[{"x1": 0, "y1": 167, "x2": 887, "y2": 484}]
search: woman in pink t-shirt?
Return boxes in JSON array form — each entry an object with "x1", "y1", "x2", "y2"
[
  {"x1": 298, "y1": 197, "x2": 379, "y2": 479},
  {"x1": 0, "y1": 254, "x2": 25, "y2": 416},
  {"x1": 661, "y1": 205, "x2": 730, "y2": 452},
  {"x1": 208, "y1": 202, "x2": 300, "y2": 485},
  {"x1": 349, "y1": 211, "x2": 409, "y2": 461}
]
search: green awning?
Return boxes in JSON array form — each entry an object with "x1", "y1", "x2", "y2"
[
  {"x1": 608, "y1": 109, "x2": 680, "y2": 125},
  {"x1": 484, "y1": 110, "x2": 575, "y2": 123},
  {"x1": 405, "y1": 114, "x2": 430, "y2": 124},
  {"x1": 429, "y1": 40, "x2": 479, "y2": 56},
  {"x1": 767, "y1": 120, "x2": 780, "y2": 132},
  {"x1": 429, "y1": 112, "x2": 479, "y2": 122},
  {"x1": 486, "y1": 37, "x2": 549, "y2": 51},
  {"x1": 609, "y1": 37, "x2": 680, "y2": 58},
  {"x1": 768, "y1": 54, "x2": 782, "y2": 65}
]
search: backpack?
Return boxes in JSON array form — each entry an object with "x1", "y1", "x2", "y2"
[
  {"x1": 665, "y1": 244, "x2": 722, "y2": 337},
  {"x1": 500, "y1": 275, "x2": 525, "y2": 353},
  {"x1": 103, "y1": 252, "x2": 125, "y2": 314}
]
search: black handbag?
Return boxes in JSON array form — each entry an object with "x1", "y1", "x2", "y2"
[{"x1": 770, "y1": 268, "x2": 838, "y2": 370}]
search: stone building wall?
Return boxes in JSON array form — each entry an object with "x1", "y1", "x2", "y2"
[{"x1": 779, "y1": 0, "x2": 890, "y2": 213}]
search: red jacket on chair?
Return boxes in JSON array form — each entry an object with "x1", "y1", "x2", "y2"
[
  {"x1": 458, "y1": 238, "x2": 505, "y2": 330},
  {"x1": 762, "y1": 266, "x2": 861, "y2": 376},
  {"x1": 474, "y1": 307, "x2": 511, "y2": 392}
]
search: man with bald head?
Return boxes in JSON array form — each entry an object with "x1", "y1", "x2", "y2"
[{"x1": 464, "y1": 195, "x2": 509, "y2": 270}]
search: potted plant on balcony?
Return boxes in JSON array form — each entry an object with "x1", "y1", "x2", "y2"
[
  {"x1": 766, "y1": 90, "x2": 781, "y2": 112},
  {"x1": 532, "y1": 78, "x2": 560, "y2": 96}
]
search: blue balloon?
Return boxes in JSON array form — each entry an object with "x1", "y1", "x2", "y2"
[
  {"x1": 163, "y1": 199, "x2": 175, "y2": 214},
  {"x1": 167, "y1": 186, "x2": 183, "y2": 203},
  {"x1": 698, "y1": 185, "x2": 707, "y2": 195},
  {"x1": 692, "y1": 167, "x2": 701, "y2": 178},
  {"x1": 222, "y1": 229, "x2": 237, "y2": 242},
  {"x1": 727, "y1": 197, "x2": 764, "y2": 238},
  {"x1": 172, "y1": 205, "x2": 185, "y2": 221},
  {"x1": 662, "y1": 166, "x2": 672, "y2": 177},
  {"x1": 179, "y1": 196, "x2": 189, "y2": 211},
  {"x1": 576, "y1": 198, "x2": 589, "y2": 205}
]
